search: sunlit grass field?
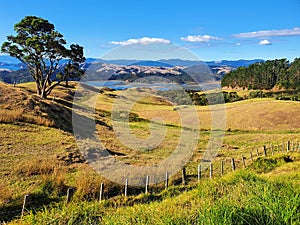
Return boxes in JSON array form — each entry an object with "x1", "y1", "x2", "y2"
[{"x1": 0, "y1": 82, "x2": 300, "y2": 224}]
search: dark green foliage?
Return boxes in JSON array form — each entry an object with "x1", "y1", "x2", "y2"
[
  {"x1": 249, "y1": 155, "x2": 293, "y2": 173},
  {"x1": 247, "y1": 89, "x2": 300, "y2": 101},
  {"x1": 189, "y1": 91, "x2": 242, "y2": 106},
  {"x1": 56, "y1": 44, "x2": 85, "y2": 87},
  {"x1": 222, "y1": 91, "x2": 243, "y2": 103},
  {"x1": 222, "y1": 58, "x2": 300, "y2": 90},
  {"x1": 276, "y1": 95, "x2": 300, "y2": 101},
  {"x1": 158, "y1": 90, "x2": 243, "y2": 106},
  {"x1": 250, "y1": 158, "x2": 280, "y2": 173},
  {"x1": 287, "y1": 58, "x2": 300, "y2": 89},
  {"x1": 248, "y1": 90, "x2": 273, "y2": 98},
  {"x1": 158, "y1": 89, "x2": 193, "y2": 105}
]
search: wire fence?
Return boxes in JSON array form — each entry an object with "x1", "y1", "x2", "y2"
[{"x1": 1, "y1": 140, "x2": 299, "y2": 221}]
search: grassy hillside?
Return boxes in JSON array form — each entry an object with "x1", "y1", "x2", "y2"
[
  {"x1": 12, "y1": 155, "x2": 300, "y2": 224},
  {"x1": 0, "y1": 81, "x2": 299, "y2": 224}
]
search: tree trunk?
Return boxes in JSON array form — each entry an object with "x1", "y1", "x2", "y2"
[
  {"x1": 40, "y1": 88, "x2": 47, "y2": 99},
  {"x1": 36, "y1": 83, "x2": 42, "y2": 96}
]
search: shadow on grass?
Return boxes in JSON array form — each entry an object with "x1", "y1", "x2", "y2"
[{"x1": 0, "y1": 193, "x2": 60, "y2": 223}]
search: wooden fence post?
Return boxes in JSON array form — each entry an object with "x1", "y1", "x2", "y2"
[
  {"x1": 165, "y1": 171, "x2": 169, "y2": 190},
  {"x1": 256, "y1": 148, "x2": 259, "y2": 157},
  {"x1": 282, "y1": 143, "x2": 285, "y2": 153},
  {"x1": 182, "y1": 167, "x2": 186, "y2": 185},
  {"x1": 250, "y1": 152, "x2": 253, "y2": 161},
  {"x1": 21, "y1": 194, "x2": 29, "y2": 217},
  {"x1": 197, "y1": 164, "x2": 201, "y2": 181},
  {"x1": 66, "y1": 188, "x2": 74, "y2": 204},
  {"x1": 263, "y1": 146, "x2": 267, "y2": 157},
  {"x1": 209, "y1": 163, "x2": 213, "y2": 179},
  {"x1": 99, "y1": 183, "x2": 104, "y2": 201},
  {"x1": 231, "y1": 158, "x2": 236, "y2": 171},
  {"x1": 287, "y1": 141, "x2": 290, "y2": 152},
  {"x1": 125, "y1": 179, "x2": 128, "y2": 197},
  {"x1": 221, "y1": 161, "x2": 224, "y2": 176},
  {"x1": 241, "y1": 155, "x2": 246, "y2": 168},
  {"x1": 145, "y1": 176, "x2": 149, "y2": 194},
  {"x1": 271, "y1": 144, "x2": 274, "y2": 155}
]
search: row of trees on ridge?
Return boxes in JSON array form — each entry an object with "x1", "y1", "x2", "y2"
[{"x1": 221, "y1": 58, "x2": 300, "y2": 90}]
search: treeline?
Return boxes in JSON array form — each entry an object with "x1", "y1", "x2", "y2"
[
  {"x1": 158, "y1": 90, "x2": 242, "y2": 106},
  {"x1": 221, "y1": 58, "x2": 300, "y2": 90}
]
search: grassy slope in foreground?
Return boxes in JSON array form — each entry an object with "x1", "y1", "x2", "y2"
[
  {"x1": 18, "y1": 156, "x2": 300, "y2": 224},
  {"x1": 0, "y1": 82, "x2": 300, "y2": 224}
]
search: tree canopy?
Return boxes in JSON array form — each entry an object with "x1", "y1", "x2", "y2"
[
  {"x1": 221, "y1": 58, "x2": 300, "y2": 90},
  {"x1": 1, "y1": 16, "x2": 85, "y2": 98}
]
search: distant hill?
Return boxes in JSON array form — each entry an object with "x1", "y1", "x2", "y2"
[
  {"x1": 0, "y1": 62, "x2": 231, "y2": 84},
  {"x1": 158, "y1": 59, "x2": 206, "y2": 67},
  {"x1": 0, "y1": 55, "x2": 267, "y2": 84},
  {"x1": 0, "y1": 55, "x2": 264, "y2": 70},
  {"x1": 0, "y1": 69, "x2": 32, "y2": 83},
  {"x1": 130, "y1": 61, "x2": 173, "y2": 67},
  {"x1": 205, "y1": 59, "x2": 264, "y2": 67}
]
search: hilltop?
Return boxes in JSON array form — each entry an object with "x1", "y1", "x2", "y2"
[{"x1": 0, "y1": 82, "x2": 74, "y2": 131}]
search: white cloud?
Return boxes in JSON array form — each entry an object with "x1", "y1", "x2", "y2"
[
  {"x1": 109, "y1": 37, "x2": 171, "y2": 46},
  {"x1": 236, "y1": 42, "x2": 241, "y2": 46},
  {"x1": 259, "y1": 39, "x2": 272, "y2": 45},
  {"x1": 233, "y1": 27, "x2": 300, "y2": 38},
  {"x1": 180, "y1": 35, "x2": 222, "y2": 42}
]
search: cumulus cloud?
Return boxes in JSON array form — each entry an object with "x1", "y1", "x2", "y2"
[
  {"x1": 259, "y1": 39, "x2": 272, "y2": 45},
  {"x1": 180, "y1": 35, "x2": 222, "y2": 42},
  {"x1": 109, "y1": 37, "x2": 171, "y2": 46},
  {"x1": 233, "y1": 27, "x2": 300, "y2": 38}
]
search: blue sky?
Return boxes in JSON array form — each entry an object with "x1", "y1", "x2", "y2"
[{"x1": 1, "y1": 0, "x2": 300, "y2": 61}]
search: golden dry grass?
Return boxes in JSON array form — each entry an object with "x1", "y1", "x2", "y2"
[
  {"x1": 224, "y1": 99, "x2": 300, "y2": 130},
  {"x1": 94, "y1": 89, "x2": 300, "y2": 131},
  {"x1": 1, "y1": 81, "x2": 300, "y2": 218},
  {"x1": 0, "y1": 182, "x2": 13, "y2": 205},
  {"x1": 13, "y1": 157, "x2": 64, "y2": 177},
  {"x1": 0, "y1": 82, "x2": 75, "y2": 130},
  {"x1": 0, "y1": 109, "x2": 24, "y2": 123}
]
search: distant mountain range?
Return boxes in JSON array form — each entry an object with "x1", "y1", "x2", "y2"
[
  {"x1": 84, "y1": 58, "x2": 264, "y2": 68},
  {"x1": 0, "y1": 55, "x2": 264, "y2": 69},
  {"x1": 0, "y1": 55, "x2": 264, "y2": 84}
]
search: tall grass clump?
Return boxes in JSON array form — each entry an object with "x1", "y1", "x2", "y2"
[
  {"x1": 0, "y1": 109, "x2": 24, "y2": 123},
  {"x1": 196, "y1": 170, "x2": 300, "y2": 225},
  {"x1": 13, "y1": 158, "x2": 64, "y2": 177}
]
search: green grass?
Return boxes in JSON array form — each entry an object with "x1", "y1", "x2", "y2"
[
  {"x1": 15, "y1": 169, "x2": 300, "y2": 225},
  {"x1": 1, "y1": 82, "x2": 300, "y2": 224}
]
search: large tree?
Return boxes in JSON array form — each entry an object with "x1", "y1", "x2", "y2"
[{"x1": 1, "y1": 16, "x2": 85, "y2": 98}]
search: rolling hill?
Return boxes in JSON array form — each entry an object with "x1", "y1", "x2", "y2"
[{"x1": 0, "y1": 81, "x2": 299, "y2": 224}]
